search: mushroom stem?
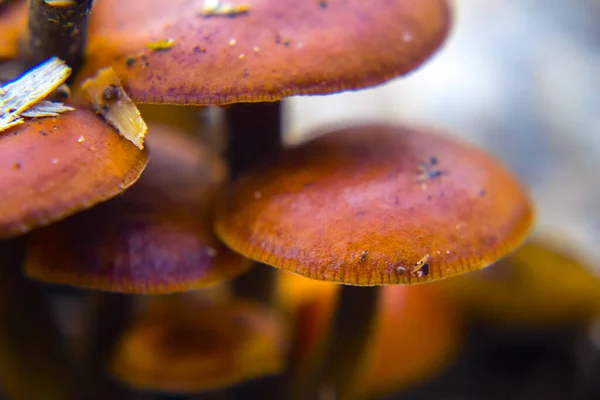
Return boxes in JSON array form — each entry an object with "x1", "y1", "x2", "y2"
[
  {"x1": 0, "y1": 238, "x2": 71, "y2": 400},
  {"x1": 27, "y1": 0, "x2": 94, "y2": 77},
  {"x1": 225, "y1": 101, "x2": 282, "y2": 179},
  {"x1": 225, "y1": 101, "x2": 282, "y2": 304},
  {"x1": 322, "y1": 286, "x2": 380, "y2": 399},
  {"x1": 70, "y1": 293, "x2": 136, "y2": 399},
  {"x1": 291, "y1": 286, "x2": 380, "y2": 400}
]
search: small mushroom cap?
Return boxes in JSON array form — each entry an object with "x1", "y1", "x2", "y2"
[
  {"x1": 110, "y1": 294, "x2": 285, "y2": 393},
  {"x1": 0, "y1": 106, "x2": 148, "y2": 238},
  {"x1": 279, "y1": 272, "x2": 461, "y2": 397},
  {"x1": 78, "y1": 0, "x2": 450, "y2": 104},
  {"x1": 0, "y1": 0, "x2": 26, "y2": 60},
  {"x1": 216, "y1": 124, "x2": 534, "y2": 285},
  {"x1": 442, "y1": 238, "x2": 600, "y2": 326},
  {"x1": 25, "y1": 125, "x2": 252, "y2": 294}
]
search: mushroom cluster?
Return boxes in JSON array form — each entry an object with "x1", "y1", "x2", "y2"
[{"x1": 0, "y1": 0, "x2": 535, "y2": 398}]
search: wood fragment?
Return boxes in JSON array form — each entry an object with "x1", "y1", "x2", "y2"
[
  {"x1": 21, "y1": 101, "x2": 74, "y2": 118},
  {"x1": 80, "y1": 67, "x2": 147, "y2": 149},
  {"x1": 0, "y1": 57, "x2": 73, "y2": 133}
]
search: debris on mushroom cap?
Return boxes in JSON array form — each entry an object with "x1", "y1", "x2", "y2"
[
  {"x1": 19, "y1": 101, "x2": 74, "y2": 118},
  {"x1": 279, "y1": 272, "x2": 461, "y2": 397},
  {"x1": 0, "y1": 0, "x2": 26, "y2": 60},
  {"x1": 25, "y1": 124, "x2": 252, "y2": 294},
  {"x1": 145, "y1": 38, "x2": 175, "y2": 51},
  {"x1": 215, "y1": 124, "x2": 535, "y2": 285},
  {"x1": 442, "y1": 237, "x2": 600, "y2": 326},
  {"x1": 1, "y1": 57, "x2": 73, "y2": 133},
  {"x1": 0, "y1": 106, "x2": 148, "y2": 238},
  {"x1": 43, "y1": 0, "x2": 77, "y2": 6},
  {"x1": 109, "y1": 294, "x2": 285, "y2": 393},
  {"x1": 80, "y1": 66, "x2": 147, "y2": 149},
  {"x1": 78, "y1": 0, "x2": 450, "y2": 104},
  {"x1": 199, "y1": 0, "x2": 250, "y2": 17}
]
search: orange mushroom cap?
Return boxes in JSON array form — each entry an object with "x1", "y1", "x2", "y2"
[
  {"x1": 25, "y1": 124, "x2": 251, "y2": 294},
  {"x1": 0, "y1": 0, "x2": 26, "y2": 60},
  {"x1": 110, "y1": 294, "x2": 286, "y2": 393},
  {"x1": 0, "y1": 105, "x2": 148, "y2": 238},
  {"x1": 215, "y1": 124, "x2": 535, "y2": 285},
  {"x1": 278, "y1": 272, "x2": 461, "y2": 397},
  {"x1": 77, "y1": 0, "x2": 451, "y2": 105},
  {"x1": 442, "y1": 238, "x2": 600, "y2": 326}
]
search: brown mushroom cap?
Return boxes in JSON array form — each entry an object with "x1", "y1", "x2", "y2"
[
  {"x1": 77, "y1": 0, "x2": 451, "y2": 105},
  {"x1": 0, "y1": 0, "x2": 26, "y2": 60},
  {"x1": 25, "y1": 124, "x2": 251, "y2": 294},
  {"x1": 442, "y1": 238, "x2": 600, "y2": 326},
  {"x1": 0, "y1": 105, "x2": 148, "y2": 238},
  {"x1": 109, "y1": 294, "x2": 285, "y2": 393},
  {"x1": 215, "y1": 124, "x2": 534, "y2": 285}
]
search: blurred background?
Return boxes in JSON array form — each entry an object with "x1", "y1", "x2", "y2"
[
  {"x1": 287, "y1": 0, "x2": 600, "y2": 272},
  {"x1": 283, "y1": 1, "x2": 600, "y2": 398}
]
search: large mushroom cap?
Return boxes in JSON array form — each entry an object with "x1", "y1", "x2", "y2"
[
  {"x1": 25, "y1": 124, "x2": 251, "y2": 294},
  {"x1": 78, "y1": 0, "x2": 451, "y2": 104},
  {"x1": 109, "y1": 294, "x2": 286, "y2": 393},
  {"x1": 216, "y1": 124, "x2": 534, "y2": 285},
  {"x1": 0, "y1": 106, "x2": 148, "y2": 238}
]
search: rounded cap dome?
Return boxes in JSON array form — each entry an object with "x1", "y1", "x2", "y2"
[
  {"x1": 216, "y1": 124, "x2": 534, "y2": 285},
  {"x1": 78, "y1": 0, "x2": 451, "y2": 104},
  {"x1": 0, "y1": 105, "x2": 148, "y2": 238}
]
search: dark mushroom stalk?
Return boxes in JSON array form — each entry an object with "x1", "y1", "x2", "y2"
[
  {"x1": 27, "y1": 0, "x2": 94, "y2": 76},
  {"x1": 292, "y1": 284, "x2": 380, "y2": 399},
  {"x1": 226, "y1": 101, "x2": 282, "y2": 304},
  {"x1": 0, "y1": 239, "x2": 71, "y2": 400}
]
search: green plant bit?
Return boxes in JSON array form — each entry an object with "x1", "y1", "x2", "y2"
[
  {"x1": 199, "y1": 0, "x2": 250, "y2": 16},
  {"x1": 145, "y1": 38, "x2": 175, "y2": 51},
  {"x1": 44, "y1": 0, "x2": 77, "y2": 6}
]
